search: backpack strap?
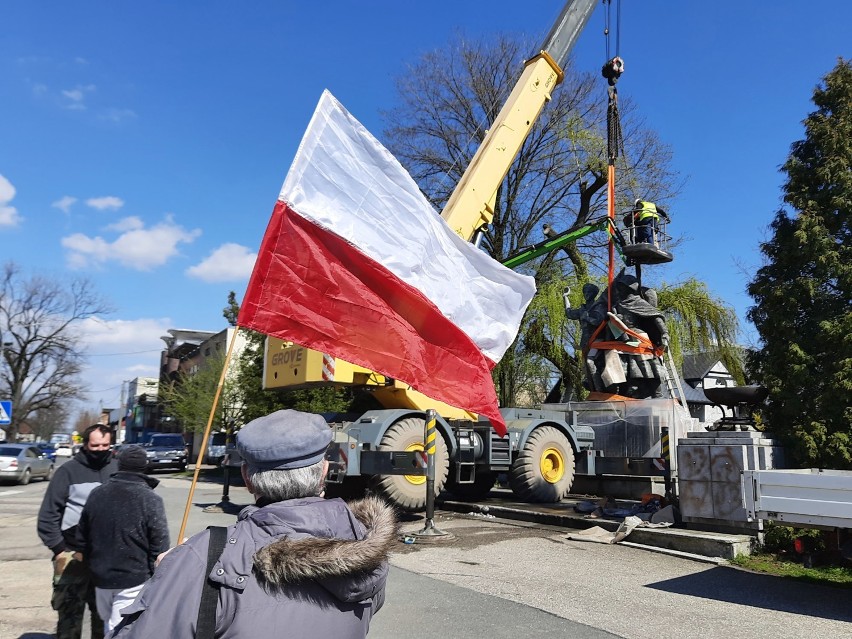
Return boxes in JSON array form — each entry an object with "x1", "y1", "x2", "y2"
[{"x1": 195, "y1": 526, "x2": 228, "y2": 639}]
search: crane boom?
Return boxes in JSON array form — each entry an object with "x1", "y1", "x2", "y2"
[{"x1": 440, "y1": 0, "x2": 599, "y2": 242}]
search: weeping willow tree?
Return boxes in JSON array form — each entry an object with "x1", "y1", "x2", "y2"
[{"x1": 657, "y1": 278, "x2": 743, "y2": 382}]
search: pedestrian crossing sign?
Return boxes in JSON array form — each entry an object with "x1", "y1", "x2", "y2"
[{"x1": 0, "y1": 401, "x2": 11, "y2": 425}]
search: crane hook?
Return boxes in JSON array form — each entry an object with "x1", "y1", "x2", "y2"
[{"x1": 601, "y1": 56, "x2": 624, "y2": 86}]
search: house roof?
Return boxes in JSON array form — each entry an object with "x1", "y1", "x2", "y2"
[
  {"x1": 682, "y1": 352, "x2": 724, "y2": 380},
  {"x1": 680, "y1": 380, "x2": 713, "y2": 405}
]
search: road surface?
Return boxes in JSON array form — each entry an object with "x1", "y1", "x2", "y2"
[{"x1": 1, "y1": 469, "x2": 848, "y2": 639}]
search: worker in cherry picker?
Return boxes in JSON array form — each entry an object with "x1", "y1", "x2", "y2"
[{"x1": 626, "y1": 199, "x2": 670, "y2": 245}]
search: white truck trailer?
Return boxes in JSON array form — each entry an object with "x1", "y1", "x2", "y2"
[{"x1": 742, "y1": 468, "x2": 852, "y2": 530}]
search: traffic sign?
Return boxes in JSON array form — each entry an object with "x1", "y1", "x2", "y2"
[{"x1": 0, "y1": 401, "x2": 11, "y2": 425}]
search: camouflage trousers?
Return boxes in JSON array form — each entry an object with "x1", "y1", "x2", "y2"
[{"x1": 51, "y1": 553, "x2": 104, "y2": 639}]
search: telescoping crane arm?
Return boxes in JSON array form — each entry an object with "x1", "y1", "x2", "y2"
[{"x1": 441, "y1": 0, "x2": 599, "y2": 242}]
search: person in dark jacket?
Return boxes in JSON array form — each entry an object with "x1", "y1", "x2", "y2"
[
  {"x1": 113, "y1": 409, "x2": 397, "y2": 639},
  {"x1": 37, "y1": 424, "x2": 118, "y2": 639},
  {"x1": 77, "y1": 445, "x2": 170, "y2": 635}
]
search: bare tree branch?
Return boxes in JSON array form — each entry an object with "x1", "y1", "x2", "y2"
[{"x1": 0, "y1": 262, "x2": 112, "y2": 441}]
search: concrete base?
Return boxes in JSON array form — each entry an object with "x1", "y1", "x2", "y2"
[
  {"x1": 683, "y1": 515, "x2": 764, "y2": 536},
  {"x1": 438, "y1": 493, "x2": 756, "y2": 560},
  {"x1": 627, "y1": 525, "x2": 755, "y2": 559},
  {"x1": 572, "y1": 474, "x2": 667, "y2": 500}
]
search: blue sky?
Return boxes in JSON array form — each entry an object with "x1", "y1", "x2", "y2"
[{"x1": 1, "y1": 1, "x2": 849, "y2": 417}]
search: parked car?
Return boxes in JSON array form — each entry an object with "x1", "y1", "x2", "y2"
[
  {"x1": 205, "y1": 432, "x2": 228, "y2": 466},
  {"x1": 0, "y1": 444, "x2": 55, "y2": 484},
  {"x1": 36, "y1": 443, "x2": 57, "y2": 461},
  {"x1": 144, "y1": 434, "x2": 188, "y2": 473},
  {"x1": 54, "y1": 443, "x2": 73, "y2": 458}
]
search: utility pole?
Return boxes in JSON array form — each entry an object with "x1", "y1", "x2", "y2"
[{"x1": 117, "y1": 381, "x2": 127, "y2": 443}]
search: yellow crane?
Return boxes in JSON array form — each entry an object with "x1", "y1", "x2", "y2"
[{"x1": 263, "y1": 0, "x2": 603, "y2": 510}]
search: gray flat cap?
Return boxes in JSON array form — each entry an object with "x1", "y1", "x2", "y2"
[{"x1": 236, "y1": 409, "x2": 332, "y2": 470}]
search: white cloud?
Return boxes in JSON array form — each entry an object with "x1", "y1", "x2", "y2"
[
  {"x1": 62, "y1": 215, "x2": 201, "y2": 271},
  {"x1": 186, "y1": 243, "x2": 257, "y2": 283},
  {"x1": 75, "y1": 316, "x2": 172, "y2": 405},
  {"x1": 105, "y1": 216, "x2": 144, "y2": 232},
  {"x1": 78, "y1": 316, "x2": 171, "y2": 349},
  {"x1": 126, "y1": 364, "x2": 156, "y2": 374},
  {"x1": 0, "y1": 174, "x2": 22, "y2": 227},
  {"x1": 61, "y1": 83, "x2": 95, "y2": 110},
  {"x1": 99, "y1": 108, "x2": 137, "y2": 124},
  {"x1": 86, "y1": 196, "x2": 124, "y2": 211},
  {"x1": 52, "y1": 195, "x2": 77, "y2": 214}
]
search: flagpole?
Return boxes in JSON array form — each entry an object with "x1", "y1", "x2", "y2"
[{"x1": 177, "y1": 326, "x2": 241, "y2": 543}]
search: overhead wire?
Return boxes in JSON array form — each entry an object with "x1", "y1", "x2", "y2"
[{"x1": 88, "y1": 348, "x2": 162, "y2": 357}]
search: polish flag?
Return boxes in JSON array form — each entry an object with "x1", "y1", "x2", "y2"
[{"x1": 238, "y1": 91, "x2": 535, "y2": 436}]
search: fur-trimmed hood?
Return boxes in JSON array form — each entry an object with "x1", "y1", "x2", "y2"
[
  {"x1": 253, "y1": 496, "x2": 397, "y2": 586},
  {"x1": 210, "y1": 496, "x2": 397, "y2": 604}
]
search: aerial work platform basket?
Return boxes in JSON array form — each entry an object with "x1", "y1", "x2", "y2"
[{"x1": 620, "y1": 218, "x2": 674, "y2": 265}]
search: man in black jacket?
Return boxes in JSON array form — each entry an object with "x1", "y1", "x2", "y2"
[
  {"x1": 38, "y1": 424, "x2": 118, "y2": 639},
  {"x1": 77, "y1": 445, "x2": 170, "y2": 636}
]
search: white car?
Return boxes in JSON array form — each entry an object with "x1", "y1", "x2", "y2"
[{"x1": 54, "y1": 443, "x2": 73, "y2": 458}]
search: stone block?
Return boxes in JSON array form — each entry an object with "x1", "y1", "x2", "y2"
[
  {"x1": 679, "y1": 480, "x2": 714, "y2": 518},
  {"x1": 678, "y1": 446, "x2": 710, "y2": 481},
  {"x1": 712, "y1": 481, "x2": 748, "y2": 521},
  {"x1": 710, "y1": 445, "x2": 746, "y2": 483},
  {"x1": 758, "y1": 446, "x2": 784, "y2": 469}
]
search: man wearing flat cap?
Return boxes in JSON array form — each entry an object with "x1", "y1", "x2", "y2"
[
  {"x1": 77, "y1": 444, "x2": 170, "y2": 635},
  {"x1": 113, "y1": 409, "x2": 397, "y2": 639}
]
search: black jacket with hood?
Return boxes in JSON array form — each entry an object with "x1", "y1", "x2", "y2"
[{"x1": 77, "y1": 471, "x2": 171, "y2": 589}]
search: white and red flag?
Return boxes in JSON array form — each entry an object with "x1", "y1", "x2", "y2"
[{"x1": 238, "y1": 90, "x2": 535, "y2": 436}]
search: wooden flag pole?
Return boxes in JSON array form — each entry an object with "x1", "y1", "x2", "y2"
[{"x1": 177, "y1": 326, "x2": 241, "y2": 543}]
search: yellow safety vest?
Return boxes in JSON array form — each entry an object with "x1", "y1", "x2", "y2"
[{"x1": 635, "y1": 201, "x2": 659, "y2": 222}]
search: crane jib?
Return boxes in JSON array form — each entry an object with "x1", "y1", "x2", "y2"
[{"x1": 538, "y1": 0, "x2": 600, "y2": 70}]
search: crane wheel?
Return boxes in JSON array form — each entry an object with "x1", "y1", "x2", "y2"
[
  {"x1": 372, "y1": 417, "x2": 449, "y2": 512},
  {"x1": 509, "y1": 425, "x2": 575, "y2": 503}
]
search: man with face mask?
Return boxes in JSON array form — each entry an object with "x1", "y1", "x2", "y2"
[{"x1": 38, "y1": 424, "x2": 118, "y2": 639}]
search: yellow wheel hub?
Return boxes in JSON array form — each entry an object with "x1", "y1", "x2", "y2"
[
  {"x1": 540, "y1": 447, "x2": 565, "y2": 484},
  {"x1": 404, "y1": 442, "x2": 427, "y2": 485}
]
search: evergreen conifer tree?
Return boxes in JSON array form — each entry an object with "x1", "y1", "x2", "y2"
[{"x1": 747, "y1": 59, "x2": 852, "y2": 468}]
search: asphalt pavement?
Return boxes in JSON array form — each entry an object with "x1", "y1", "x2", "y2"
[{"x1": 1, "y1": 465, "x2": 850, "y2": 639}]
